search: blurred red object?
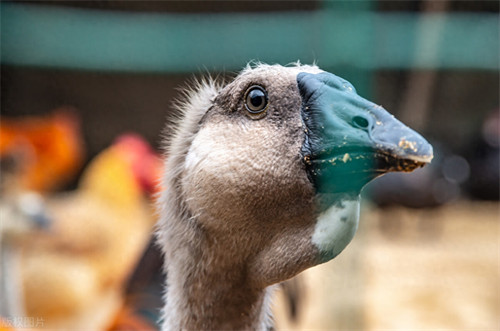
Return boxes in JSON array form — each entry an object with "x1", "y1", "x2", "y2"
[{"x1": 0, "y1": 108, "x2": 84, "y2": 192}]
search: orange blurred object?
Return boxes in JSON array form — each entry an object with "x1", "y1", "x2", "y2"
[
  {"x1": 17, "y1": 134, "x2": 161, "y2": 330},
  {"x1": 0, "y1": 318, "x2": 14, "y2": 331},
  {"x1": 107, "y1": 306, "x2": 157, "y2": 331},
  {"x1": 0, "y1": 109, "x2": 84, "y2": 192}
]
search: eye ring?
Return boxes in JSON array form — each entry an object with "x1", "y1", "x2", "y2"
[{"x1": 244, "y1": 85, "x2": 269, "y2": 116}]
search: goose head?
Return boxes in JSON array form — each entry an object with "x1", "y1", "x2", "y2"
[{"x1": 157, "y1": 63, "x2": 432, "y2": 328}]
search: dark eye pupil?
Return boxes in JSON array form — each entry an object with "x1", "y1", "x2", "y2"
[
  {"x1": 245, "y1": 86, "x2": 268, "y2": 113},
  {"x1": 249, "y1": 90, "x2": 264, "y2": 108}
]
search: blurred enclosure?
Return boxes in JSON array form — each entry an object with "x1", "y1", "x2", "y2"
[
  {"x1": 274, "y1": 201, "x2": 499, "y2": 330},
  {"x1": 1, "y1": 1, "x2": 499, "y2": 330}
]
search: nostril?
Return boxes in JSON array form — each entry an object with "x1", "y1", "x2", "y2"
[{"x1": 352, "y1": 116, "x2": 370, "y2": 130}]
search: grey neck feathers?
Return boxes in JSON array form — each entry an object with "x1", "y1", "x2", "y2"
[{"x1": 160, "y1": 215, "x2": 275, "y2": 330}]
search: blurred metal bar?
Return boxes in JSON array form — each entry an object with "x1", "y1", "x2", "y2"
[
  {"x1": 1, "y1": 3, "x2": 498, "y2": 73},
  {"x1": 398, "y1": 0, "x2": 450, "y2": 130}
]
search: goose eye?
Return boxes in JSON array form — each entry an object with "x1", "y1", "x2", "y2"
[{"x1": 244, "y1": 86, "x2": 268, "y2": 115}]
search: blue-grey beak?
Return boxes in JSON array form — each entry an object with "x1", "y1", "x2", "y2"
[{"x1": 298, "y1": 71, "x2": 433, "y2": 194}]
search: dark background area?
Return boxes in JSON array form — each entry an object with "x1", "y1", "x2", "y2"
[{"x1": 2, "y1": 67, "x2": 498, "y2": 154}]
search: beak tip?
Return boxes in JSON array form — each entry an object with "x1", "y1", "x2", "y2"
[
  {"x1": 395, "y1": 136, "x2": 434, "y2": 163},
  {"x1": 405, "y1": 148, "x2": 434, "y2": 171}
]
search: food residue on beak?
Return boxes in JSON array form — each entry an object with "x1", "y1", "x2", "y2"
[{"x1": 398, "y1": 138, "x2": 418, "y2": 153}]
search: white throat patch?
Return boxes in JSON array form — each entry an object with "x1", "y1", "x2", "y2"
[{"x1": 311, "y1": 199, "x2": 360, "y2": 260}]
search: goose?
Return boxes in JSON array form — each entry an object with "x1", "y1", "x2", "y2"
[{"x1": 156, "y1": 63, "x2": 433, "y2": 330}]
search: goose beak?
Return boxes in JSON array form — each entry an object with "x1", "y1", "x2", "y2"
[{"x1": 297, "y1": 71, "x2": 433, "y2": 194}]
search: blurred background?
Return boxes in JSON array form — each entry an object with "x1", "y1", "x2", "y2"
[{"x1": 1, "y1": 1, "x2": 498, "y2": 330}]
